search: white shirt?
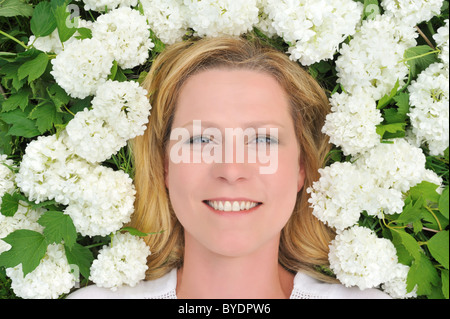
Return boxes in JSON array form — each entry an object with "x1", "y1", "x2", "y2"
[{"x1": 67, "y1": 268, "x2": 391, "y2": 299}]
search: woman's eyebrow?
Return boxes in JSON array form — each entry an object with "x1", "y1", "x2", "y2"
[{"x1": 179, "y1": 120, "x2": 286, "y2": 129}]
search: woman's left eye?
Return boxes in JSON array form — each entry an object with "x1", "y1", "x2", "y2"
[{"x1": 251, "y1": 135, "x2": 278, "y2": 144}]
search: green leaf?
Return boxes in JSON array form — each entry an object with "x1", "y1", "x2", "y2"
[
  {"x1": 376, "y1": 122, "x2": 406, "y2": 139},
  {"x1": 407, "y1": 254, "x2": 440, "y2": 296},
  {"x1": 390, "y1": 228, "x2": 422, "y2": 261},
  {"x1": 0, "y1": 230, "x2": 48, "y2": 276},
  {"x1": 38, "y1": 211, "x2": 77, "y2": 249},
  {"x1": 1, "y1": 87, "x2": 30, "y2": 112},
  {"x1": 30, "y1": 2, "x2": 57, "y2": 37},
  {"x1": 427, "y1": 230, "x2": 449, "y2": 269},
  {"x1": 0, "y1": 109, "x2": 40, "y2": 138},
  {"x1": 396, "y1": 195, "x2": 425, "y2": 225},
  {"x1": 28, "y1": 102, "x2": 64, "y2": 134},
  {"x1": 52, "y1": 1, "x2": 78, "y2": 43},
  {"x1": 0, "y1": 0, "x2": 33, "y2": 17},
  {"x1": 0, "y1": 192, "x2": 23, "y2": 217},
  {"x1": 377, "y1": 79, "x2": 400, "y2": 109},
  {"x1": 404, "y1": 45, "x2": 439, "y2": 78},
  {"x1": 439, "y1": 187, "x2": 449, "y2": 220},
  {"x1": 441, "y1": 269, "x2": 449, "y2": 299},
  {"x1": 409, "y1": 181, "x2": 441, "y2": 203},
  {"x1": 64, "y1": 243, "x2": 94, "y2": 280},
  {"x1": 17, "y1": 52, "x2": 49, "y2": 84}
]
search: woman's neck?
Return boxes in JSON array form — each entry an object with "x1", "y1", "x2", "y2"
[{"x1": 176, "y1": 234, "x2": 295, "y2": 299}]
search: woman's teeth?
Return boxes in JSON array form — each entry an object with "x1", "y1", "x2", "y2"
[{"x1": 205, "y1": 200, "x2": 260, "y2": 212}]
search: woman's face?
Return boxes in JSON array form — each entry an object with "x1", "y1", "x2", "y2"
[{"x1": 165, "y1": 69, "x2": 305, "y2": 257}]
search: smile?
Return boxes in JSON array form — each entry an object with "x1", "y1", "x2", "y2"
[{"x1": 203, "y1": 200, "x2": 262, "y2": 212}]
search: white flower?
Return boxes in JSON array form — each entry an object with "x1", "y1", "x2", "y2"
[
  {"x1": 354, "y1": 138, "x2": 442, "y2": 192},
  {"x1": 381, "y1": 0, "x2": 444, "y2": 27},
  {"x1": 73, "y1": 0, "x2": 138, "y2": 12},
  {"x1": 328, "y1": 225, "x2": 399, "y2": 290},
  {"x1": 89, "y1": 232, "x2": 150, "y2": 290},
  {"x1": 407, "y1": 62, "x2": 449, "y2": 156},
  {"x1": 27, "y1": 19, "x2": 94, "y2": 54},
  {"x1": 141, "y1": 0, "x2": 189, "y2": 45},
  {"x1": 61, "y1": 110, "x2": 126, "y2": 164},
  {"x1": 92, "y1": 7, "x2": 154, "y2": 69},
  {"x1": 15, "y1": 135, "x2": 91, "y2": 205},
  {"x1": 50, "y1": 38, "x2": 114, "y2": 99},
  {"x1": 0, "y1": 202, "x2": 45, "y2": 254},
  {"x1": 184, "y1": 0, "x2": 259, "y2": 38},
  {"x1": 382, "y1": 263, "x2": 418, "y2": 299},
  {"x1": 6, "y1": 244, "x2": 75, "y2": 299},
  {"x1": 336, "y1": 14, "x2": 417, "y2": 100},
  {"x1": 433, "y1": 19, "x2": 449, "y2": 67},
  {"x1": 63, "y1": 165, "x2": 136, "y2": 237},
  {"x1": 268, "y1": 0, "x2": 363, "y2": 65},
  {"x1": 63, "y1": 80, "x2": 151, "y2": 163},
  {"x1": 254, "y1": 0, "x2": 277, "y2": 38},
  {"x1": 91, "y1": 80, "x2": 151, "y2": 141},
  {"x1": 0, "y1": 154, "x2": 16, "y2": 207},
  {"x1": 322, "y1": 92, "x2": 383, "y2": 156},
  {"x1": 307, "y1": 162, "x2": 403, "y2": 231}
]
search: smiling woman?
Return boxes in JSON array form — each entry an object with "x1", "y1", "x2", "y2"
[{"x1": 67, "y1": 36, "x2": 390, "y2": 299}]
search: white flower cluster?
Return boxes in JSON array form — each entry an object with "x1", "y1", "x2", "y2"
[
  {"x1": 5, "y1": 244, "x2": 75, "y2": 299},
  {"x1": 51, "y1": 7, "x2": 154, "y2": 99},
  {"x1": 62, "y1": 80, "x2": 151, "y2": 163},
  {"x1": 140, "y1": 0, "x2": 189, "y2": 45},
  {"x1": 308, "y1": 139, "x2": 442, "y2": 297},
  {"x1": 336, "y1": 14, "x2": 418, "y2": 101},
  {"x1": 407, "y1": 62, "x2": 449, "y2": 156},
  {"x1": 309, "y1": 138, "x2": 441, "y2": 231},
  {"x1": 322, "y1": 92, "x2": 383, "y2": 156},
  {"x1": 184, "y1": 0, "x2": 259, "y2": 38},
  {"x1": 89, "y1": 232, "x2": 151, "y2": 290},
  {"x1": 434, "y1": 19, "x2": 449, "y2": 67},
  {"x1": 0, "y1": 201, "x2": 75, "y2": 299},
  {"x1": 139, "y1": 0, "x2": 361, "y2": 65},
  {"x1": 0, "y1": 154, "x2": 15, "y2": 207},
  {"x1": 263, "y1": 0, "x2": 363, "y2": 65},
  {"x1": 73, "y1": 0, "x2": 138, "y2": 12},
  {"x1": 15, "y1": 135, "x2": 136, "y2": 237},
  {"x1": 381, "y1": 0, "x2": 444, "y2": 27},
  {"x1": 328, "y1": 226, "x2": 413, "y2": 293}
]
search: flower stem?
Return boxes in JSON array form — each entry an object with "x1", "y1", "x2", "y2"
[{"x1": 0, "y1": 29, "x2": 28, "y2": 50}]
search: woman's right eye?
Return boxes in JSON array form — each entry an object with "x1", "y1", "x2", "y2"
[{"x1": 188, "y1": 135, "x2": 212, "y2": 144}]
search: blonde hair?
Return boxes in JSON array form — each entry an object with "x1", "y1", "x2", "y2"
[{"x1": 129, "y1": 36, "x2": 336, "y2": 282}]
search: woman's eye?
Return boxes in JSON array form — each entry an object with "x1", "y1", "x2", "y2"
[
  {"x1": 251, "y1": 135, "x2": 278, "y2": 144},
  {"x1": 189, "y1": 135, "x2": 212, "y2": 144}
]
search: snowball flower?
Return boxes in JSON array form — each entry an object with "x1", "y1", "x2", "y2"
[
  {"x1": 264, "y1": 0, "x2": 363, "y2": 65},
  {"x1": 407, "y1": 62, "x2": 449, "y2": 156},
  {"x1": 89, "y1": 232, "x2": 150, "y2": 290},
  {"x1": 61, "y1": 110, "x2": 126, "y2": 164},
  {"x1": 0, "y1": 154, "x2": 16, "y2": 207},
  {"x1": 322, "y1": 92, "x2": 383, "y2": 156},
  {"x1": 63, "y1": 80, "x2": 151, "y2": 163},
  {"x1": 381, "y1": 0, "x2": 444, "y2": 27},
  {"x1": 184, "y1": 0, "x2": 259, "y2": 37},
  {"x1": 328, "y1": 226, "x2": 399, "y2": 290},
  {"x1": 336, "y1": 14, "x2": 417, "y2": 100},
  {"x1": 433, "y1": 19, "x2": 449, "y2": 67},
  {"x1": 307, "y1": 162, "x2": 404, "y2": 231},
  {"x1": 15, "y1": 135, "x2": 93, "y2": 205},
  {"x1": 0, "y1": 202, "x2": 45, "y2": 254},
  {"x1": 91, "y1": 7, "x2": 154, "y2": 69},
  {"x1": 141, "y1": 0, "x2": 189, "y2": 44},
  {"x1": 382, "y1": 263, "x2": 418, "y2": 299},
  {"x1": 6, "y1": 244, "x2": 76, "y2": 299},
  {"x1": 63, "y1": 165, "x2": 136, "y2": 237},
  {"x1": 50, "y1": 38, "x2": 114, "y2": 99},
  {"x1": 354, "y1": 138, "x2": 443, "y2": 192},
  {"x1": 73, "y1": 0, "x2": 138, "y2": 12}
]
